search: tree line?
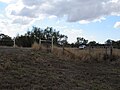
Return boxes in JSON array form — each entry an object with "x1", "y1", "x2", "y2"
[
  {"x1": 0, "y1": 26, "x2": 68, "y2": 47},
  {"x1": 0, "y1": 26, "x2": 120, "y2": 48},
  {"x1": 15, "y1": 26, "x2": 68, "y2": 47}
]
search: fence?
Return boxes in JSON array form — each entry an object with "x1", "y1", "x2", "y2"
[
  {"x1": 60, "y1": 45, "x2": 116, "y2": 61},
  {"x1": 38, "y1": 37, "x2": 54, "y2": 52},
  {"x1": 87, "y1": 46, "x2": 113, "y2": 56}
]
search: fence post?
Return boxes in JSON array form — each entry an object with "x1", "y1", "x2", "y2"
[
  {"x1": 51, "y1": 36, "x2": 54, "y2": 52},
  {"x1": 63, "y1": 43, "x2": 65, "y2": 55},
  {"x1": 105, "y1": 46, "x2": 107, "y2": 55},
  {"x1": 89, "y1": 44, "x2": 91, "y2": 55},
  {"x1": 13, "y1": 37, "x2": 16, "y2": 48},
  {"x1": 110, "y1": 45, "x2": 113, "y2": 56},
  {"x1": 39, "y1": 39, "x2": 41, "y2": 46}
]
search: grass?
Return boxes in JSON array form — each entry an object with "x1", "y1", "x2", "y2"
[
  {"x1": 32, "y1": 42, "x2": 47, "y2": 51},
  {"x1": 32, "y1": 42, "x2": 40, "y2": 50},
  {"x1": 52, "y1": 46, "x2": 120, "y2": 63},
  {"x1": 0, "y1": 47, "x2": 120, "y2": 90}
]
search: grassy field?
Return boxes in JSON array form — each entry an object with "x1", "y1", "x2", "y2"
[
  {"x1": 53, "y1": 46, "x2": 120, "y2": 62},
  {"x1": 0, "y1": 47, "x2": 120, "y2": 90}
]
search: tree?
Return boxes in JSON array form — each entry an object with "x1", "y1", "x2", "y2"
[
  {"x1": 15, "y1": 26, "x2": 68, "y2": 47},
  {"x1": 59, "y1": 35, "x2": 68, "y2": 45},
  {"x1": 88, "y1": 41, "x2": 97, "y2": 46},
  {"x1": 0, "y1": 34, "x2": 13, "y2": 46},
  {"x1": 105, "y1": 39, "x2": 113, "y2": 46},
  {"x1": 112, "y1": 40, "x2": 120, "y2": 49},
  {"x1": 75, "y1": 37, "x2": 88, "y2": 47}
]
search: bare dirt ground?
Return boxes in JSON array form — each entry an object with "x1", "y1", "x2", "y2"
[{"x1": 0, "y1": 47, "x2": 120, "y2": 90}]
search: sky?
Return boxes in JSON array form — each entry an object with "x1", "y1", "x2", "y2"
[{"x1": 0, "y1": 0, "x2": 120, "y2": 44}]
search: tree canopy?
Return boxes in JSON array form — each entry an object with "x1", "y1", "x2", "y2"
[
  {"x1": 0, "y1": 34, "x2": 13, "y2": 46},
  {"x1": 15, "y1": 26, "x2": 68, "y2": 47}
]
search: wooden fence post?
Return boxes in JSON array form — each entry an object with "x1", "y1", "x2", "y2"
[
  {"x1": 89, "y1": 44, "x2": 91, "y2": 55},
  {"x1": 105, "y1": 46, "x2": 107, "y2": 55},
  {"x1": 39, "y1": 39, "x2": 41, "y2": 46},
  {"x1": 13, "y1": 37, "x2": 16, "y2": 48},
  {"x1": 110, "y1": 45, "x2": 113, "y2": 56},
  {"x1": 63, "y1": 43, "x2": 65, "y2": 55},
  {"x1": 51, "y1": 36, "x2": 54, "y2": 52}
]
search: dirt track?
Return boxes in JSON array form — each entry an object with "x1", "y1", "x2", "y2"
[{"x1": 0, "y1": 47, "x2": 120, "y2": 90}]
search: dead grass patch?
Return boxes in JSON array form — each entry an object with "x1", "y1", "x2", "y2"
[
  {"x1": 53, "y1": 47, "x2": 120, "y2": 62},
  {"x1": 32, "y1": 42, "x2": 46, "y2": 50}
]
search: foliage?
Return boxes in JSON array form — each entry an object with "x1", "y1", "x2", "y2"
[
  {"x1": 75, "y1": 37, "x2": 88, "y2": 47},
  {"x1": 105, "y1": 39, "x2": 113, "y2": 45},
  {"x1": 15, "y1": 26, "x2": 68, "y2": 47},
  {"x1": 88, "y1": 41, "x2": 97, "y2": 46},
  {"x1": 0, "y1": 34, "x2": 13, "y2": 46}
]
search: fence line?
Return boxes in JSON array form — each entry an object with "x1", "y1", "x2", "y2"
[{"x1": 39, "y1": 36, "x2": 54, "y2": 52}]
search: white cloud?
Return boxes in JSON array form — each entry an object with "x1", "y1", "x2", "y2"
[
  {"x1": 60, "y1": 29, "x2": 83, "y2": 43},
  {"x1": 4, "y1": 0, "x2": 120, "y2": 24},
  {"x1": 0, "y1": 22, "x2": 29, "y2": 37},
  {"x1": 12, "y1": 17, "x2": 33, "y2": 25},
  {"x1": 5, "y1": 0, "x2": 24, "y2": 18},
  {"x1": 93, "y1": 17, "x2": 106, "y2": 23},
  {"x1": 6, "y1": 0, "x2": 120, "y2": 23},
  {"x1": 79, "y1": 17, "x2": 106, "y2": 24},
  {"x1": 48, "y1": 15, "x2": 57, "y2": 19},
  {"x1": 0, "y1": 14, "x2": 3, "y2": 17},
  {"x1": 110, "y1": 0, "x2": 119, "y2": 3},
  {"x1": 22, "y1": 0, "x2": 45, "y2": 6},
  {"x1": 0, "y1": 16, "x2": 30, "y2": 37},
  {"x1": 55, "y1": 24, "x2": 98, "y2": 43},
  {"x1": 16, "y1": 7, "x2": 38, "y2": 18},
  {"x1": 114, "y1": 22, "x2": 120, "y2": 28},
  {"x1": 0, "y1": 0, "x2": 14, "y2": 3},
  {"x1": 79, "y1": 20, "x2": 90, "y2": 24}
]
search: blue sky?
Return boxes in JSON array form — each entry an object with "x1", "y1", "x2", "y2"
[{"x1": 0, "y1": 0, "x2": 120, "y2": 44}]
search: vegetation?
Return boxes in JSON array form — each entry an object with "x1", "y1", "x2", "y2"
[
  {"x1": 0, "y1": 34, "x2": 13, "y2": 46},
  {"x1": 15, "y1": 26, "x2": 68, "y2": 47},
  {"x1": 0, "y1": 26, "x2": 120, "y2": 49},
  {"x1": 75, "y1": 37, "x2": 88, "y2": 47},
  {"x1": 0, "y1": 47, "x2": 119, "y2": 90},
  {"x1": 32, "y1": 42, "x2": 40, "y2": 50}
]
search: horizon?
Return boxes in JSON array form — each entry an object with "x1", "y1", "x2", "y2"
[{"x1": 0, "y1": 0, "x2": 120, "y2": 44}]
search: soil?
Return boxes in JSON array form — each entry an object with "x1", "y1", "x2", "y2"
[{"x1": 0, "y1": 47, "x2": 120, "y2": 90}]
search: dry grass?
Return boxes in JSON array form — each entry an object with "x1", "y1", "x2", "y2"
[
  {"x1": 32, "y1": 42, "x2": 47, "y2": 50},
  {"x1": 53, "y1": 46, "x2": 120, "y2": 62},
  {"x1": 32, "y1": 42, "x2": 40, "y2": 50},
  {"x1": 53, "y1": 46, "x2": 63, "y2": 57},
  {"x1": 0, "y1": 47, "x2": 120, "y2": 89},
  {"x1": 31, "y1": 43, "x2": 120, "y2": 62}
]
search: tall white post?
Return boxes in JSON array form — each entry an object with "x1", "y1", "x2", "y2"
[
  {"x1": 39, "y1": 39, "x2": 41, "y2": 46},
  {"x1": 14, "y1": 37, "x2": 16, "y2": 48},
  {"x1": 51, "y1": 36, "x2": 54, "y2": 52}
]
